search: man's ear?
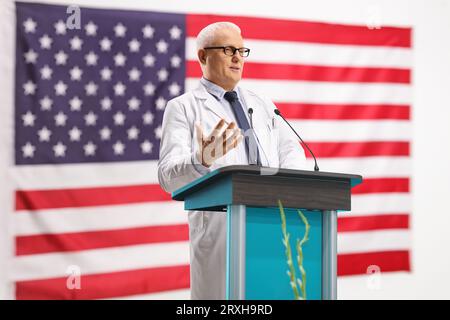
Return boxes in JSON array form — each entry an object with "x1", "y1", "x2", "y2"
[{"x1": 198, "y1": 49, "x2": 207, "y2": 64}]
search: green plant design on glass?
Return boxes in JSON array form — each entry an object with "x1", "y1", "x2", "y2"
[{"x1": 278, "y1": 200, "x2": 310, "y2": 300}]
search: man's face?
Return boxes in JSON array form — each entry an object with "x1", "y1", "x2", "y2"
[{"x1": 199, "y1": 28, "x2": 245, "y2": 91}]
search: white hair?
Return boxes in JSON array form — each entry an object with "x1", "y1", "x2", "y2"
[{"x1": 196, "y1": 22, "x2": 241, "y2": 50}]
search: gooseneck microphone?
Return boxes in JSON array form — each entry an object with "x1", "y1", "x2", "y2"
[
  {"x1": 246, "y1": 107, "x2": 259, "y2": 166},
  {"x1": 273, "y1": 109, "x2": 320, "y2": 171},
  {"x1": 248, "y1": 108, "x2": 254, "y2": 129}
]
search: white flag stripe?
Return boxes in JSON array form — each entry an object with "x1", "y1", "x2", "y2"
[
  {"x1": 12, "y1": 230, "x2": 410, "y2": 282},
  {"x1": 338, "y1": 229, "x2": 411, "y2": 254},
  {"x1": 14, "y1": 202, "x2": 187, "y2": 236},
  {"x1": 345, "y1": 193, "x2": 411, "y2": 216},
  {"x1": 186, "y1": 78, "x2": 411, "y2": 104},
  {"x1": 12, "y1": 241, "x2": 189, "y2": 282},
  {"x1": 186, "y1": 38, "x2": 412, "y2": 68},
  {"x1": 307, "y1": 157, "x2": 411, "y2": 178},
  {"x1": 11, "y1": 160, "x2": 160, "y2": 189},
  {"x1": 290, "y1": 120, "x2": 411, "y2": 142},
  {"x1": 11, "y1": 156, "x2": 409, "y2": 192},
  {"x1": 14, "y1": 192, "x2": 411, "y2": 236},
  {"x1": 106, "y1": 288, "x2": 190, "y2": 300}
]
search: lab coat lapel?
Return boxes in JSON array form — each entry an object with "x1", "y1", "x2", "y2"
[{"x1": 192, "y1": 84, "x2": 231, "y2": 123}]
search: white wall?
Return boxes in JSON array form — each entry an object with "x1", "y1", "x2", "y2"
[{"x1": 2, "y1": 0, "x2": 450, "y2": 299}]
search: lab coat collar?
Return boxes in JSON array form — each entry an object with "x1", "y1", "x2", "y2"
[{"x1": 192, "y1": 82, "x2": 231, "y2": 122}]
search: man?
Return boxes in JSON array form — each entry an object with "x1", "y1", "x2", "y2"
[{"x1": 158, "y1": 21, "x2": 308, "y2": 299}]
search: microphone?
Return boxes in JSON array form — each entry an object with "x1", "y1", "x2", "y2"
[
  {"x1": 246, "y1": 107, "x2": 259, "y2": 166},
  {"x1": 248, "y1": 108, "x2": 254, "y2": 129},
  {"x1": 273, "y1": 109, "x2": 320, "y2": 171}
]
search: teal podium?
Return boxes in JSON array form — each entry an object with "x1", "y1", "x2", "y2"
[{"x1": 172, "y1": 165, "x2": 362, "y2": 300}]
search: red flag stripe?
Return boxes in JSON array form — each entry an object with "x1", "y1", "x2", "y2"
[
  {"x1": 14, "y1": 175, "x2": 408, "y2": 216},
  {"x1": 338, "y1": 250, "x2": 411, "y2": 276},
  {"x1": 352, "y1": 178, "x2": 409, "y2": 194},
  {"x1": 186, "y1": 60, "x2": 410, "y2": 83},
  {"x1": 338, "y1": 214, "x2": 409, "y2": 232},
  {"x1": 277, "y1": 103, "x2": 410, "y2": 120},
  {"x1": 15, "y1": 213, "x2": 409, "y2": 256},
  {"x1": 186, "y1": 14, "x2": 411, "y2": 47},
  {"x1": 16, "y1": 224, "x2": 189, "y2": 256},
  {"x1": 15, "y1": 264, "x2": 190, "y2": 300},
  {"x1": 15, "y1": 184, "x2": 171, "y2": 211},
  {"x1": 305, "y1": 141, "x2": 410, "y2": 157}
]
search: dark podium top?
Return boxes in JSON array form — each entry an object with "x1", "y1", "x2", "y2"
[{"x1": 172, "y1": 165, "x2": 362, "y2": 212}]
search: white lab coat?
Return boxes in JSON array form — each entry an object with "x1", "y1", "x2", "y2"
[{"x1": 157, "y1": 82, "x2": 308, "y2": 299}]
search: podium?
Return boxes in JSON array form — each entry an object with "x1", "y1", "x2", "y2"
[{"x1": 172, "y1": 165, "x2": 362, "y2": 300}]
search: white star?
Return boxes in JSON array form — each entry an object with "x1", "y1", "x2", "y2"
[
  {"x1": 39, "y1": 34, "x2": 52, "y2": 49},
  {"x1": 128, "y1": 38, "x2": 141, "y2": 52},
  {"x1": 154, "y1": 125, "x2": 163, "y2": 139},
  {"x1": 85, "y1": 51, "x2": 98, "y2": 66},
  {"x1": 140, "y1": 140, "x2": 153, "y2": 154},
  {"x1": 157, "y1": 68, "x2": 169, "y2": 81},
  {"x1": 54, "y1": 50, "x2": 68, "y2": 65},
  {"x1": 99, "y1": 126, "x2": 111, "y2": 140},
  {"x1": 156, "y1": 97, "x2": 167, "y2": 110},
  {"x1": 85, "y1": 81, "x2": 98, "y2": 96},
  {"x1": 84, "y1": 111, "x2": 97, "y2": 126},
  {"x1": 23, "y1": 18, "x2": 37, "y2": 33},
  {"x1": 100, "y1": 67, "x2": 113, "y2": 81},
  {"x1": 143, "y1": 111, "x2": 154, "y2": 125},
  {"x1": 83, "y1": 141, "x2": 97, "y2": 156},
  {"x1": 168, "y1": 82, "x2": 181, "y2": 96},
  {"x1": 68, "y1": 126, "x2": 82, "y2": 141},
  {"x1": 22, "y1": 111, "x2": 36, "y2": 126},
  {"x1": 128, "y1": 68, "x2": 141, "y2": 81},
  {"x1": 113, "y1": 82, "x2": 126, "y2": 96},
  {"x1": 142, "y1": 25, "x2": 155, "y2": 39},
  {"x1": 54, "y1": 20, "x2": 66, "y2": 35},
  {"x1": 54, "y1": 81, "x2": 67, "y2": 96},
  {"x1": 24, "y1": 49, "x2": 38, "y2": 64},
  {"x1": 22, "y1": 142, "x2": 36, "y2": 158},
  {"x1": 127, "y1": 97, "x2": 141, "y2": 111},
  {"x1": 53, "y1": 142, "x2": 67, "y2": 157},
  {"x1": 70, "y1": 66, "x2": 83, "y2": 81},
  {"x1": 37, "y1": 127, "x2": 51, "y2": 142},
  {"x1": 54, "y1": 112, "x2": 67, "y2": 126},
  {"x1": 84, "y1": 21, "x2": 98, "y2": 36},
  {"x1": 127, "y1": 126, "x2": 139, "y2": 140},
  {"x1": 156, "y1": 39, "x2": 169, "y2": 53},
  {"x1": 143, "y1": 53, "x2": 155, "y2": 67},
  {"x1": 23, "y1": 80, "x2": 36, "y2": 95},
  {"x1": 143, "y1": 82, "x2": 155, "y2": 96},
  {"x1": 100, "y1": 97, "x2": 112, "y2": 110},
  {"x1": 40, "y1": 65, "x2": 53, "y2": 80},
  {"x1": 40, "y1": 96, "x2": 53, "y2": 111},
  {"x1": 113, "y1": 141, "x2": 125, "y2": 155},
  {"x1": 169, "y1": 25, "x2": 182, "y2": 40},
  {"x1": 69, "y1": 36, "x2": 83, "y2": 51},
  {"x1": 113, "y1": 111, "x2": 126, "y2": 126},
  {"x1": 69, "y1": 96, "x2": 82, "y2": 111},
  {"x1": 113, "y1": 52, "x2": 126, "y2": 67},
  {"x1": 99, "y1": 37, "x2": 112, "y2": 51},
  {"x1": 114, "y1": 23, "x2": 127, "y2": 37},
  {"x1": 171, "y1": 55, "x2": 182, "y2": 68}
]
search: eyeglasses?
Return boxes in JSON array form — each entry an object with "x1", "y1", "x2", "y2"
[{"x1": 203, "y1": 46, "x2": 251, "y2": 57}]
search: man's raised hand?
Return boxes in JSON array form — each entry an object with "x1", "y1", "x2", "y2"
[{"x1": 195, "y1": 119, "x2": 243, "y2": 167}]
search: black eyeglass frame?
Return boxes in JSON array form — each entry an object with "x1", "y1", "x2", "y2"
[{"x1": 203, "y1": 46, "x2": 251, "y2": 57}]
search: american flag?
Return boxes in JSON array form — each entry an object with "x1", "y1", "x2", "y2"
[{"x1": 6, "y1": 2, "x2": 411, "y2": 299}]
